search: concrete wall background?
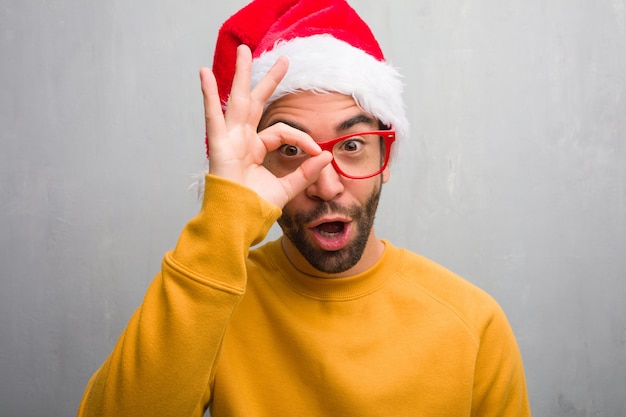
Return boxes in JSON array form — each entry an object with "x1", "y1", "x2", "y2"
[{"x1": 1, "y1": 0, "x2": 624, "y2": 415}]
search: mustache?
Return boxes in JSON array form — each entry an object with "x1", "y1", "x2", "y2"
[{"x1": 281, "y1": 201, "x2": 357, "y2": 225}]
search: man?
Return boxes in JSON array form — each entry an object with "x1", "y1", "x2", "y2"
[{"x1": 78, "y1": 0, "x2": 531, "y2": 416}]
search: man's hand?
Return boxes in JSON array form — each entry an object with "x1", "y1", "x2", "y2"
[{"x1": 200, "y1": 45, "x2": 332, "y2": 208}]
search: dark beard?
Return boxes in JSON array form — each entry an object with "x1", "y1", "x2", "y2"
[{"x1": 277, "y1": 185, "x2": 382, "y2": 274}]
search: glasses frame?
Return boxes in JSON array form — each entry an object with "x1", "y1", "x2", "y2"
[{"x1": 316, "y1": 129, "x2": 396, "y2": 179}]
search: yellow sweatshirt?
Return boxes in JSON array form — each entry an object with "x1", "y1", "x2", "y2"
[{"x1": 78, "y1": 175, "x2": 531, "y2": 416}]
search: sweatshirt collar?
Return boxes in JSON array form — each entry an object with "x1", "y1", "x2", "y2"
[{"x1": 266, "y1": 238, "x2": 402, "y2": 300}]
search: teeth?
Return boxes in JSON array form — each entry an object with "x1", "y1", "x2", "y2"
[
  {"x1": 316, "y1": 221, "x2": 344, "y2": 238},
  {"x1": 319, "y1": 230, "x2": 340, "y2": 238}
]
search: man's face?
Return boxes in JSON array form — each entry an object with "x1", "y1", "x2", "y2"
[{"x1": 260, "y1": 91, "x2": 391, "y2": 276}]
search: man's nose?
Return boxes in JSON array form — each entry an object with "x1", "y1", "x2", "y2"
[{"x1": 305, "y1": 162, "x2": 344, "y2": 201}]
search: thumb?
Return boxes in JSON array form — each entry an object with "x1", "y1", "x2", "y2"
[{"x1": 278, "y1": 151, "x2": 334, "y2": 203}]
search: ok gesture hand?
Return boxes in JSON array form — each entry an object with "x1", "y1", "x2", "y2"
[{"x1": 200, "y1": 45, "x2": 332, "y2": 208}]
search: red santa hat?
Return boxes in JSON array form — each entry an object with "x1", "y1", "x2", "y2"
[{"x1": 207, "y1": 0, "x2": 409, "y2": 159}]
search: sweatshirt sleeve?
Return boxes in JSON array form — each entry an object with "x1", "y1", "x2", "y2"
[
  {"x1": 471, "y1": 302, "x2": 532, "y2": 416},
  {"x1": 77, "y1": 175, "x2": 281, "y2": 417}
]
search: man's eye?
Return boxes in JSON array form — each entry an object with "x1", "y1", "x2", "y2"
[
  {"x1": 279, "y1": 144, "x2": 305, "y2": 157},
  {"x1": 339, "y1": 139, "x2": 364, "y2": 152}
]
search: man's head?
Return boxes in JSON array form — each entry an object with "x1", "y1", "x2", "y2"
[
  {"x1": 210, "y1": 0, "x2": 408, "y2": 156},
  {"x1": 210, "y1": 0, "x2": 408, "y2": 275}
]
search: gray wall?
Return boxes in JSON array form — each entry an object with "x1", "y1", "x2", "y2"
[{"x1": 1, "y1": 0, "x2": 624, "y2": 416}]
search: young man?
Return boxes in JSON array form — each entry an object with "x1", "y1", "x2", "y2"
[{"x1": 78, "y1": 0, "x2": 531, "y2": 415}]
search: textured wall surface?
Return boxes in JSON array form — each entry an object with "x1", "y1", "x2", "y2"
[{"x1": 1, "y1": 1, "x2": 625, "y2": 416}]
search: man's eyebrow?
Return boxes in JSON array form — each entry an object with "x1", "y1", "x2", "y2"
[
  {"x1": 264, "y1": 114, "x2": 377, "y2": 133},
  {"x1": 265, "y1": 119, "x2": 309, "y2": 134},
  {"x1": 337, "y1": 114, "x2": 377, "y2": 131}
]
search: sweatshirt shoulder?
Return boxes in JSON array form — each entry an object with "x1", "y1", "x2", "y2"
[{"x1": 391, "y1": 245, "x2": 505, "y2": 333}]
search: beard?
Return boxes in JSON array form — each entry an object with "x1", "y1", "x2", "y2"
[{"x1": 277, "y1": 183, "x2": 383, "y2": 274}]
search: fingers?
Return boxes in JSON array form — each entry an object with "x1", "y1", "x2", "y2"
[
  {"x1": 224, "y1": 45, "x2": 253, "y2": 126},
  {"x1": 206, "y1": 44, "x2": 289, "y2": 145},
  {"x1": 258, "y1": 123, "x2": 322, "y2": 156},
  {"x1": 200, "y1": 67, "x2": 226, "y2": 150},
  {"x1": 225, "y1": 44, "x2": 289, "y2": 128},
  {"x1": 248, "y1": 56, "x2": 289, "y2": 125},
  {"x1": 280, "y1": 151, "x2": 334, "y2": 202},
  {"x1": 257, "y1": 123, "x2": 333, "y2": 204}
]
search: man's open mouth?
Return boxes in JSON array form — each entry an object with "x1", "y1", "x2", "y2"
[
  {"x1": 316, "y1": 221, "x2": 346, "y2": 237},
  {"x1": 308, "y1": 219, "x2": 352, "y2": 251}
]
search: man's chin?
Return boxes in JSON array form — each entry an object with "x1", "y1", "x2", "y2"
[{"x1": 296, "y1": 239, "x2": 365, "y2": 274}]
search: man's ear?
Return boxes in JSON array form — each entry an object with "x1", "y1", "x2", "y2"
[{"x1": 382, "y1": 165, "x2": 391, "y2": 184}]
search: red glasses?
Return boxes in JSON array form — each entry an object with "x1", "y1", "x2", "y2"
[{"x1": 267, "y1": 129, "x2": 396, "y2": 179}]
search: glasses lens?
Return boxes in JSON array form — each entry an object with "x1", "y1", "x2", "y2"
[{"x1": 332, "y1": 133, "x2": 386, "y2": 178}]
